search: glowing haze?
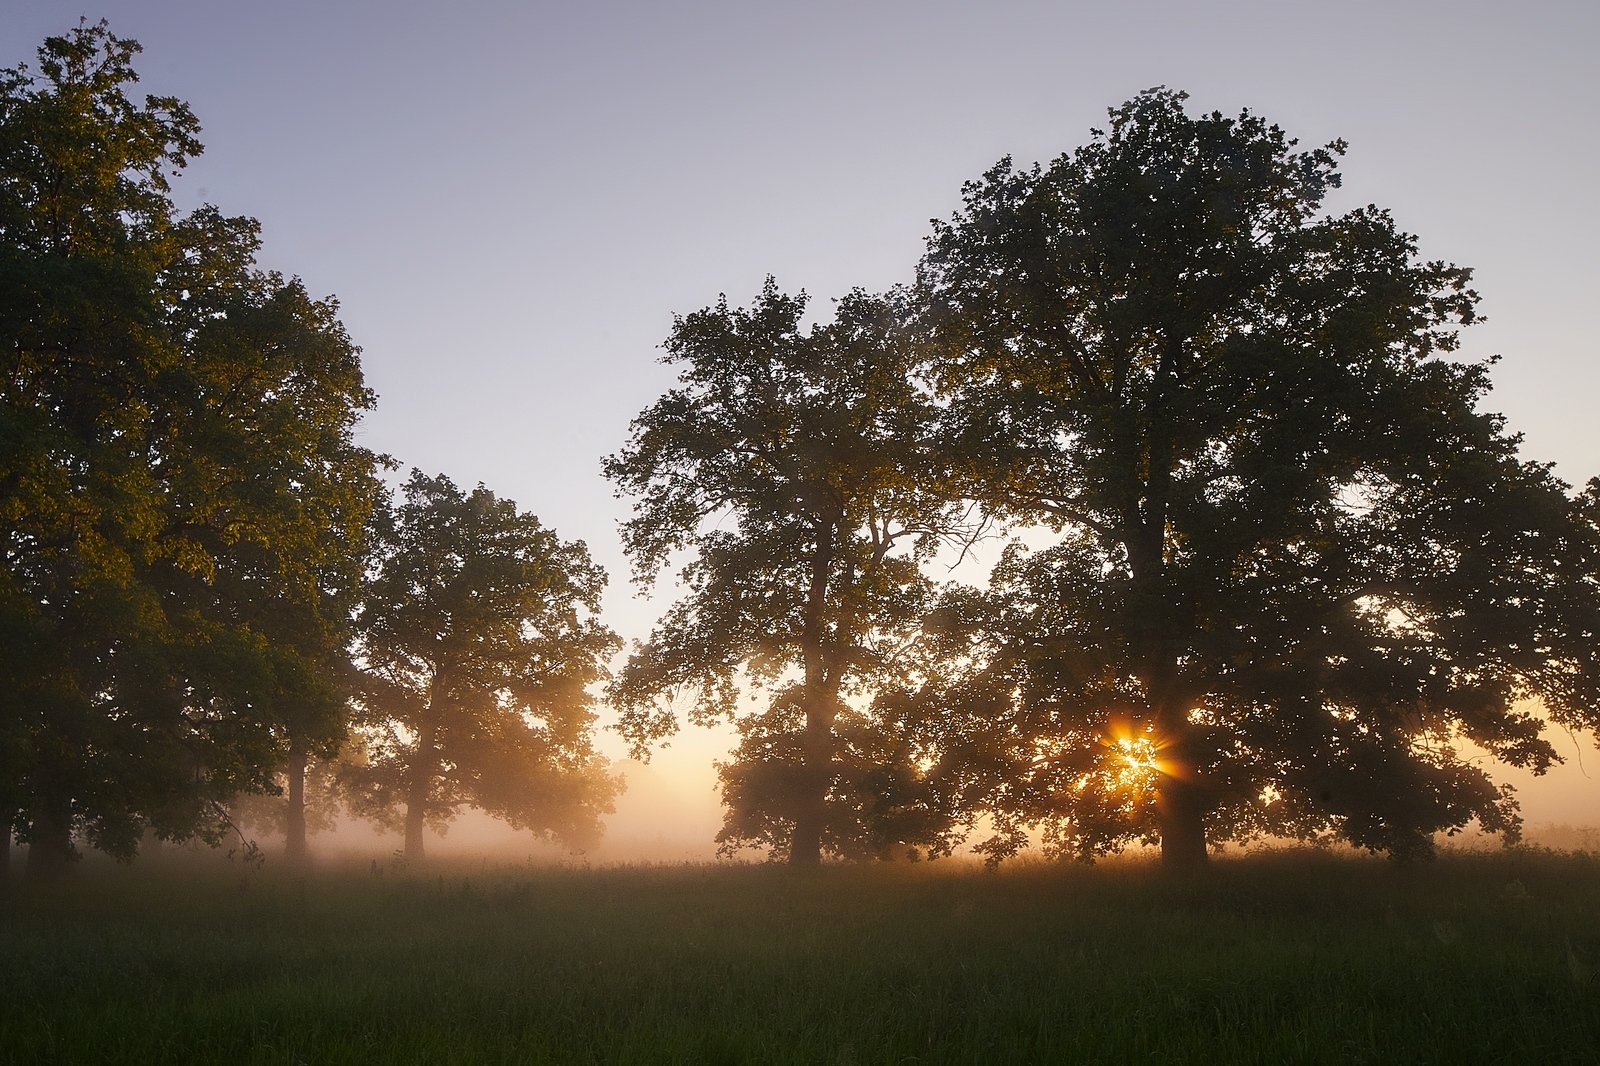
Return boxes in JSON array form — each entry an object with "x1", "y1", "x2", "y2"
[{"x1": 9, "y1": 0, "x2": 1596, "y2": 850}]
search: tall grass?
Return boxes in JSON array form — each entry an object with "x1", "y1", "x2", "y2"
[{"x1": 3, "y1": 850, "x2": 1597, "y2": 1063}]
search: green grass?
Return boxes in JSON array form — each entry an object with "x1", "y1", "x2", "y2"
[{"x1": 3, "y1": 850, "x2": 1599, "y2": 1063}]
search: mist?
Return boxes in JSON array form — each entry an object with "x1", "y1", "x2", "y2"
[
  {"x1": 214, "y1": 759, "x2": 727, "y2": 869},
  {"x1": 208, "y1": 737, "x2": 1600, "y2": 871}
]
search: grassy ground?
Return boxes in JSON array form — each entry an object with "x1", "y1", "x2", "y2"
[{"x1": 2, "y1": 849, "x2": 1598, "y2": 1064}]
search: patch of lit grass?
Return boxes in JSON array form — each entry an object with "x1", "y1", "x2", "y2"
[{"x1": 3, "y1": 850, "x2": 1598, "y2": 1062}]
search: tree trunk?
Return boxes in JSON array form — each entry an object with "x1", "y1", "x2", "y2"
[
  {"x1": 1, "y1": 819, "x2": 10, "y2": 881},
  {"x1": 284, "y1": 738, "x2": 309, "y2": 866},
  {"x1": 403, "y1": 800, "x2": 426, "y2": 861},
  {"x1": 404, "y1": 719, "x2": 436, "y2": 862},
  {"x1": 789, "y1": 808, "x2": 823, "y2": 867},
  {"x1": 24, "y1": 798, "x2": 76, "y2": 881},
  {"x1": 788, "y1": 519, "x2": 838, "y2": 869},
  {"x1": 789, "y1": 712, "x2": 831, "y2": 868},
  {"x1": 1151, "y1": 687, "x2": 1210, "y2": 871},
  {"x1": 1156, "y1": 770, "x2": 1209, "y2": 870}
]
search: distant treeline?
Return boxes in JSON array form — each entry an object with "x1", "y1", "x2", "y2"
[{"x1": 5, "y1": 22, "x2": 1598, "y2": 880}]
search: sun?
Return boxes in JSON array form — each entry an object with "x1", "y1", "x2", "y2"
[{"x1": 1106, "y1": 727, "x2": 1165, "y2": 791}]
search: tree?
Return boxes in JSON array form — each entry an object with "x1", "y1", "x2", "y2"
[
  {"x1": 605, "y1": 282, "x2": 973, "y2": 865},
  {"x1": 0, "y1": 21, "x2": 382, "y2": 876},
  {"x1": 346, "y1": 471, "x2": 620, "y2": 860},
  {"x1": 1, "y1": 20, "x2": 198, "y2": 876},
  {"x1": 916, "y1": 89, "x2": 1600, "y2": 868},
  {"x1": 170, "y1": 267, "x2": 384, "y2": 865}
]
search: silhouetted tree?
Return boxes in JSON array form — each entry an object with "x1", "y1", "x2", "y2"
[
  {"x1": 345, "y1": 471, "x2": 619, "y2": 860},
  {"x1": 605, "y1": 283, "x2": 973, "y2": 865},
  {"x1": 0, "y1": 22, "x2": 382, "y2": 876},
  {"x1": 917, "y1": 88, "x2": 1600, "y2": 868}
]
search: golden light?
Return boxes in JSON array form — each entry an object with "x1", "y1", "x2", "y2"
[{"x1": 1102, "y1": 721, "x2": 1168, "y2": 791}]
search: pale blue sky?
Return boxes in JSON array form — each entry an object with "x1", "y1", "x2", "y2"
[{"x1": 7, "y1": 0, "x2": 1598, "y2": 830}]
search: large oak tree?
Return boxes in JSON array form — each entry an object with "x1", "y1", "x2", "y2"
[
  {"x1": 0, "y1": 22, "x2": 382, "y2": 876},
  {"x1": 917, "y1": 89, "x2": 1600, "y2": 868}
]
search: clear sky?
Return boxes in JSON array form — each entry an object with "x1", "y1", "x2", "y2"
[{"x1": 7, "y1": 0, "x2": 1598, "y2": 839}]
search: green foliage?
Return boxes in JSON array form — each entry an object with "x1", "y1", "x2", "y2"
[
  {"x1": 0, "y1": 21, "x2": 383, "y2": 871},
  {"x1": 605, "y1": 282, "x2": 975, "y2": 863},
  {"x1": 345, "y1": 471, "x2": 620, "y2": 856},
  {"x1": 915, "y1": 88, "x2": 1600, "y2": 864}
]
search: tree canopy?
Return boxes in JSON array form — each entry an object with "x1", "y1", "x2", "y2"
[
  {"x1": 605, "y1": 283, "x2": 974, "y2": 864},
  {"x1": 915, "y1": 88, "x2": 1600, "y2": 866},
  {"x1": 0, "y1": 21, "x2": 383, "y2": 875},
  {"x1": 345, "y1": 471, "x2": 620, "y2": 860},
  {"x1": 6, "y1": 20, "x2": 1596, "y2": 877}
]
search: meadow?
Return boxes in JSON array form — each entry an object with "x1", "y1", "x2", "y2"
[{"x1": 3, "y1": 849, "x2": 1598, "y2": 1064}]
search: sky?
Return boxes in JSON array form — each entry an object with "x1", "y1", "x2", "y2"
[{"x1": 6, "y1": 0, "x2": 1599, "y2": 844}]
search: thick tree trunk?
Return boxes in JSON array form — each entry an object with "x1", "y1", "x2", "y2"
[
  {"x1": 24, "y1": 798, "x2": 75, "y2": 881},
  {"x1": 1131, "y1": 330, "x2": 1215, "y2": 872},
  {"x1": 1151, "y1": 692, "x2": 1211, "y2": 871},
  {"x1": 789, "y1": 809, "x2": 823, "y2": 867},
  {"x1": 284, "y1": 738, "x2": 309, "y2": 866},
  {"x1": 788, "y1": 520, "x2": 838, "y2": 869},
  {"x1": 789, "y1": 714, "x2": 831, "y2": 868},
  {"x1": 1157, "y1": 772, "x2": 1209, "y2": 870},
  {"x1": 1150, "y1": 695, "x2": 1211, "y2": 870}
]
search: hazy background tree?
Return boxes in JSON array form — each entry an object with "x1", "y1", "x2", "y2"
[
  {"x1": 344, "y1": 471, "x2": 619, "y2": 860},
  {"x1": 0, "y1": 22, "x2": 382, "y2": 876},
  {"x1": 916, "y1": 89, "x2": 1600, "y2": 868},
  {"x1": 606, "y1": 283, "x2": 974, "y2": 865}
]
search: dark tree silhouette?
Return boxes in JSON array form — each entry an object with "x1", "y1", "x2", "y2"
[
  {"x1": 916, "y1": 89, "x2": 1600, "y2": 868},
  {"x1": 605, "y1": 283, "x2": 973, "y2": 864}
]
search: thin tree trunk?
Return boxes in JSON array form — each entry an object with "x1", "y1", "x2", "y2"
[
  {"x1": 24, "y1": 797, "x2": 75, "y2": 880},
  {"x1": 403, "y1": 800, "x2": 427, "y2": 861},
  {"x1": 1, "y1": 818, "x2": 10, "y2": 881},
  {"x1": 404, "y1": 719, "x2": 436, "y2": 862},
  {"x1": 284, "y1": 737, "x2": 309, "y2": 866}
]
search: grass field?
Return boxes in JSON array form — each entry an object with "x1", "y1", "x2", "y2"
[{"x1": 3, "y1": 849, "x2": 1598, "y2": 1063}]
